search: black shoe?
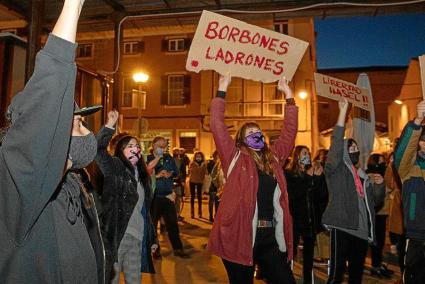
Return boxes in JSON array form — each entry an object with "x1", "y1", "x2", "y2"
[
  {"x1": 174, "y1": 249, "x2": 190, "y2": 259},
  {"x1": 381, "y1": 264, "x2": 394, "y2": 275},
  {"x1": 371, "y1": 267, "x2": 391, "y2": 279}
]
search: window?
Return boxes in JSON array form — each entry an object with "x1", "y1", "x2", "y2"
[
  {"x1": 168, "y1": 75, "x2": 184, "y2": 105},
  {"x1": 122, "y1": 76, "x2": 146, "y2": 109},
  {"x1": 77, "y1": 43, "x2": 93, "y2": 58},
  {"x1": 124, "y1": 41, "x2": 144, "y2": 55},
  {"x1": 161, "y1": 74, "x2": 191, "y2": 106},
  {"x1": 122, "y1": 76, "x2": 136, "y2": 107},
  {"x1": 179, "y1": 132, "x2": 197, "y2": 154},
  {"x1": 274, "y1": 21, "x2": 288, "y2": 34},
  {"x1": 168, "y1": 39, "x2": 185, "y2": 52},
  {"x1": 215, "y1": 78, "x2": 284, "y2": 117}
]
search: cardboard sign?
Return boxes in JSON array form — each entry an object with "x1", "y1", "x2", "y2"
[
  {"x1": 186, "y1": 10, "x2": 309, "y2": 83},
  {"x1": 314, "y1": 73, "x2": 371, "y2": 111},
  {"x1": 419, "y1": 55, "x2": 425, "y2": 100}
]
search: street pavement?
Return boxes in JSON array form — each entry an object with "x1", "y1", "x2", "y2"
[{"x1": 119, "y1": 197, "x2": 402, "y2": 284}]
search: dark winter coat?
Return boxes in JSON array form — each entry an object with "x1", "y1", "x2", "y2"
[
  {"x1": 0, "y1": 34, "x2": 100, "y2": 283},
  {"x1": 95, "y1": 127, "x2": 156, "y2": 283},
  {"x1": 394, "y1": 121, "x2": 425, "y2": 240},
  {"x1": 285, "y1": 170, "x2": 328, "y2": 236},
  {"x1": 322, "y1": 126, "x2": 385, "y2": 243}
]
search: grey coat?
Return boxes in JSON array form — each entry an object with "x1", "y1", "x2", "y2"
[
  {"x1": 322, "y1": 126, "x2": 385, "y2": 243},
  {"x1": 0, "y1": 35, "x2": 97, "y2": 283}
]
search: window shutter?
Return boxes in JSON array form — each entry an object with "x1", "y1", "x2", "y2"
[
  {"x1": 161, "y1": 39, "x2": 168, "y2": 52},
  {"x1": 139, "y1": 41, "x2": 145, "y2": 53},
  {"x1": 184, "y1": 38, "x2": 192, "y2": 51},
  {"x1": 183, "y1": 75, "x2": 191, "y2": 104},
  {"x1": 161, "y1": 75, "x2": 168, "y2": 105}
]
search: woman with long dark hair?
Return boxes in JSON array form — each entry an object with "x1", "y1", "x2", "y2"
[
  {"x1": 208, "y1": 74, "x2": 298, "y2": 284},
  {"x1": 285, "y1": 145, "x2": 327, "y2": 284},
  {"x1": 189, "y1": 151, "x2": 207, "y2": 218},
  {"x1": 96, "y1": 110, "x2": 157, "y2": 284}
]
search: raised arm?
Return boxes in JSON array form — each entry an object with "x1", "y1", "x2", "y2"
[
  {"x1": 210, "y1": 74, "x2": 238, "y2": 173},
  {"x1": 272, "y1": 77, "x2": 298, "y2": 163},
  {"x1": 0, "y1": 0, "x2": 86, "y2": 240},
  {"x1": 325, "y1": 100, "x2": 349, "y2": 174},
  {"x1": 95, "y1": 111, "x2": 119, "y2": 177},
  {"x1": 394, "y1": 100, "x2": 425, "y2": 180}
]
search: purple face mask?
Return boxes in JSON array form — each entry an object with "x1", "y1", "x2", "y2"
[{"x1": 245, "y1": 132, "x2": 265, "y2": 150}]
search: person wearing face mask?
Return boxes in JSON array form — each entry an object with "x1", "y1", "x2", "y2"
[
  {"x1": 147, "y1": 137, "x2": 190, "y2": 259},
  {"x1": 0, "y1": 1, "x2": 102, "y2": 283},
  {"x1": 285, "y1": 145, "x2": 328, "y2": 284},
  {"x1": 322, "y1": 99, "x2": 385, "y2": 284},
  {"x1": 394, "y1": 100, "x2": 425, "y2": 284},
  {"x1": 208, "y1": 74, "x2": 298, "y2": 284},
  {"x1": 365, "y1": 153, "x2": 393, "y2": 279},
  {"x1": 189, "y1": 151, "x2": 207, "y2": 218},
  {"x1": 95, "y1": 110, "x2": 157, "y2": 284}
]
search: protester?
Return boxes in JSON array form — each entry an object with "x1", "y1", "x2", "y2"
[
  {"x1": 95, "y1": 110, "x2": 157, "y2": 284},
  {"x1": 0, "y1": 1, "x2": 103, "y2": 282},
  {"x1": 147, "y1": 137, "x2": 190, "y2": 258},
  {"x1": 394, "y1": 100, "x2": 425, "y2": 284},
  {"x1": 312, "y1": 149, "x2": 330, "y2": 262},
  {"x1": 322, "y1": 99, "x2": 385, "y2": 284},
  {"x1": 189, "y1": 151, "x2": 207, "y2": 218},
  {"x1": 385, "y1": 151, "x2": 405, "y2": 277},
  {"x1": 366, "y1": 153, "x2": 393, "y2": 278},
  {"x1": 172, "y1": 147, "x2": 185, "y2": 220},
  {"x1": 208, "y1": 74, "x2": 297, "y2": 284},
  {"x1": 208, "y1": 151, "x2": 223, "y2": 222},
  {"x1": 285, "y1": 145, "x2": 328, "y2": 284}
]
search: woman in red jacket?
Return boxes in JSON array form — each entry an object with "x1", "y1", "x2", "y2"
[{"x1": 208, "y1": 74, "x2": 298, "y2": 284}]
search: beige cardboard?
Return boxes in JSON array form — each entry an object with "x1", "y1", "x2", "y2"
[
  {"x1": 419, "y1": 55, "x2": 425, "y2": 100},
  {"x1": 186, "y1": 10, "x2": 309, "y2": 83},
  {"x1": 314, "y1": 73, "x2": 371, "y2": 111}
]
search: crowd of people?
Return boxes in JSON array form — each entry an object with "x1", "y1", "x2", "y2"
[{"x1": 0, "y1": 1, "x2": 424, "y2": 284}]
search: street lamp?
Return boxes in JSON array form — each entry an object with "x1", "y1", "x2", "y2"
[
  {"x1": 298, "y1": 91, "x2": 308, "y2": 100},
  {"x1": 132, "y1": 72, "x2": 149, "y2": 136}
]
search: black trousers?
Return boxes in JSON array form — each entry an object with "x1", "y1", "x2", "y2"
[
  {"x1": 404, "y1": 239, "x2": 425, "y2": 284},
  {"x1": 327, "y1": 229, "x2": 368, "y2": 284},
  {"x1": 293, "y1": 230, "x2": 315, "y2": 283},
  {"x1": 208, "y1": 185, "x2": 219, "y2": 219},
  {"x1": 222, "y1": 227, "x2": 296, "y2": 284},
  {"x1": 371, "y1": 215, "x2": 387, "y2": 267},
  {"x1": 390, "y1": 232, "x2": 406, "y2": 273},
  {"x1": 151, "y1": 196, "x2": 183, "y2": 250},
  {"x1": 189, "y1": 182, "x2": 203, "y2": 216}
]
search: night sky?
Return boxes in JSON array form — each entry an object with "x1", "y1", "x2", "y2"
[{"x1": 315, "y1": 13, "x2": 425, "y2": 69}]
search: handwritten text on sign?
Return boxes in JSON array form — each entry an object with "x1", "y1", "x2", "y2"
[
  {"x1": 186, "y1": 10, "x2": 309, "y2": 83},
  {"x1": 314, "y1": 73, "x2": 371, "y2": 111}
]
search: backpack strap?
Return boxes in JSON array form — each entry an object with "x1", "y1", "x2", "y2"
[{"x1": 227, "y1": 150, "x2": 241, "y2": 178}]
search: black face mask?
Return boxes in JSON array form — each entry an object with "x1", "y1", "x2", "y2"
[
  {"x1": 68, "y1": 133, "x2": 97, "y2": 169},
  {"x1": 349, "y1": 151, "x2": 360, "y2": 165}
]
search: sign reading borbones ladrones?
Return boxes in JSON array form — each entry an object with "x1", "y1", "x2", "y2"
[
  {"x1": 186, "y1": 10, "x2": 309, "y2": 83},
  {"x1": 314, "y1": 73, "x2": 372, "y2": 111}
]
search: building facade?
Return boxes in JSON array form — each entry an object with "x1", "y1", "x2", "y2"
[{"x1": 75, "y1": 17, "x2": 318, "y2": 157}]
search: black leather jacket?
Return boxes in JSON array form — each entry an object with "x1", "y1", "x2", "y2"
[{"x1": 95, "y1": 127, "x2": 156, "y2": 283}]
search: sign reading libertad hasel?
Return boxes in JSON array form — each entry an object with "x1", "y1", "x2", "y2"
[
  {"x1": 186, "y1": 10, "x2": 309, "y2": 83},
  {"x1": 314, "y1": 73, "x2": 372, "y2": 111}
]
